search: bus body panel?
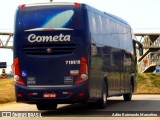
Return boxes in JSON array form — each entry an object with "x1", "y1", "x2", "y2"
[
  {"x1": 14, "y1": 4, "x2": 90, "y2": 103},
  {"x1": 14, "y1": 3, "x2": 136, "y2": 105},
  {"x1": 87, "y1": 5, "x2": 136, "y2": 98},
  {"x1": 15, "y1": 83, "x2": 89, "y2": 104},
  {"x1": 18, "y1": 30, "x2": 83, "y2": 86}
]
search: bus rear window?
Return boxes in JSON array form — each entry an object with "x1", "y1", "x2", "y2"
[{"x1": 17, "y1": 5, "x2": 82, "y2": 30}]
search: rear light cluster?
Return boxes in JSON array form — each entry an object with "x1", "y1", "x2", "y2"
[
  {"x1": 74, "y1": 2, "x2": 80, "y2": 7},
  {"x1": 63, "y1": 91, "x2": 72, "y2": 95},
  {"x1": 19, "y1": 4, "x2": 26, "y2": 9},
  {"x1": 12, "y1": 58, "x2": 26, "y2": 86},
  {"x1": 75, "y1": 57, "x2": 88, "y2": 84}
]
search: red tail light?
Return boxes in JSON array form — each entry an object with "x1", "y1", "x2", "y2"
[
  {"x1": 17, "y1": 93, "x2": 22, "y2": 97},
  {"x1": 74, "y1": 2, "x2": 80, "y2": 7},
  {"x1": 78, "y1": 92, "x2": 85, "y2": 97},
  {"x1": 13, "y1": 58, "x2": 20, "y2": 75},
  {"x1": 19, "y1": 4, "x2": 26, "y2": 9},
  {"x1": 13, "y1": 58, "x2": 26, "y2": 86},
  {"x1": 75, "y1": 57, "x2": 88, "y2": 84}
]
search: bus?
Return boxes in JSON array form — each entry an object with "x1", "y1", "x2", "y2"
[{"x1": 13, "y1": 2, "x2": 142, "y2": 110}]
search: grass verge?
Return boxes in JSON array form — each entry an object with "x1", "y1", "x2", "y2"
[
  {"x1": 0, "y1": 78, "x2": 15, "y2": 104},
  {"x1": 135, "y1": 73, "x2": 160, "y2": 94}
]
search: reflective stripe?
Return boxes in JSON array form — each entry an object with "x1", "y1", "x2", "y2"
[
  {"x1": 25, "y1": 28, "x2": 74, "y2": 32},
  {"x1": 27, "y1": 85, "x2": 73, "y2": 88},
  {"x1": 25, "y1": 3, "x2": 75, "y2": 7}
]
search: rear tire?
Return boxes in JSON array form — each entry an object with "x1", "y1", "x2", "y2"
[
  {"x1": 96, "y1": 82, "x2": 107, "y2": 109},
  {"x1": 123, "y1": 83, "x2": 132, "y2": 101},
  {"x1": 36, "y1": 102, "x2": 57, "y2": 110}
]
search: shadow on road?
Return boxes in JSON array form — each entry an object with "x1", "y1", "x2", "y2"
[{"x1": 41, "y1": 99, "x2": 160, "y2": 117}]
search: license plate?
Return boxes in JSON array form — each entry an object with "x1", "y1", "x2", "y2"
[{"x1": 43, "y1": 93, "x2": 56, "y2": 98}]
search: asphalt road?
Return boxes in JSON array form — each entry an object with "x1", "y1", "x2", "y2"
[{"x1": 0, "y1": 95, "x2": 160, "y2": 119}]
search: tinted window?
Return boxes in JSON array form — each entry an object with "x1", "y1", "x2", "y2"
[{"x1": 18, "y1": 5, "x2": 82, "y2": 30}]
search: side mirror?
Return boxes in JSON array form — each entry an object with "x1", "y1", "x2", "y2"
[
  {"x1": 137, "y1": 42, "x2": 143, "y2": 56},
  {"x1": 133, "y1": 40, "x2": 143, "y2": 56}
]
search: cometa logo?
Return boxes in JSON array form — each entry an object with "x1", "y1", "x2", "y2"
[{"x1": 28, "y1": 34, "x2": 71, "y2": 43}]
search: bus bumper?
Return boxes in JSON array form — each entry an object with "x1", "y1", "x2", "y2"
[{"x1": 14, "y1": 83, "x2": 89, "y2": 104}]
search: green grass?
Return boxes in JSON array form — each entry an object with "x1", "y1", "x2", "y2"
[
  {"x1": 135, "y1": 73, "x2": 160, "y2": 94},
  {"x1": 0, "y1": 78, "x2": 15, "y2": 104},
  {"x1": 152, "y1": 79, "x2": 160, "y2": 88}
]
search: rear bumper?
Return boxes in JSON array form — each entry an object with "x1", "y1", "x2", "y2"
[{"x1": 15, "y1": 83, "x2": 89, "y2": 104}]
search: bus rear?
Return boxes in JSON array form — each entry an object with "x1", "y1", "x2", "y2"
[{"x1": 13, "y1": 3, "x2": 89, "y2": 110}]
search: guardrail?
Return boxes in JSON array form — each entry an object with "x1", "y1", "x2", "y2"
[
  {"x1": 142, "y1": 36, "x2": 160, "y2": 49},
  {"x1": 152, "y1": 50, "x2": 160, "y2": 65}
]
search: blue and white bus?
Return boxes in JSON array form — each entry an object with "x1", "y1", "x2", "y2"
[{"x1": 13, "y1": 2, "x2": 142, "y2": 110}]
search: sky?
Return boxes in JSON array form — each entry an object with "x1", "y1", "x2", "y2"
[{"x1": 0, "y1": 0, "x2": 160, "y2": 73}]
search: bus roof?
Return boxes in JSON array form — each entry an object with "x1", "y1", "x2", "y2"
[
  {"x1": 19, "y1": 2, "x2": 130, "y2": 28},
  {"x1": 20, "y1": 2, "x2": 77, "y2": 7},
  {"x1": 85, "y1": 4, "x2": 130, "y2": 27}
]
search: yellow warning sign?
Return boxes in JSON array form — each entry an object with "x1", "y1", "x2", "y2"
[{"x1": 1, "y1": 69, "x2": 6, "y2": 79}]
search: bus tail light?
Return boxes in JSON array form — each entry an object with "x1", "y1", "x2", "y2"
[
  {"x1": 75, "y1": 57, "x2": 88, "y2": 84},
  {"x1": 78, "y1": 92, "x2": 85, "y2": 97},
  {"x1": 13, "y1": 58, "x2": 20, "y2": 75},
  {"x1": 63, "y1": 92, "x2": 72, "y2": 95},
  {"x1": 19, "y1": 4, "x2": 26, "y2": 9},
  {"x1": 28, "y1": 92, "x2": 38, "y2": 96},
  {"x1": 17, "y1": 93, "x2": 22, "y2": 97},
  {"x1": 13, "y1": 58, "x2": 26, "y2": 86},
  {"x1": 74, "y1": 2, "x2": 80, "y2": 7}
]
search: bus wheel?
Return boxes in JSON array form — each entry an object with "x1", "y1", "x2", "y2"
[
  {"x1": 96, "y1": 82, "x2": 107, "y2": 109},
  {"x1": 36, "y1": 102, "x2": 57, "y2": 110},
  {"x1": 123, "y1": 83, "x2": 132, "y2": 101}
]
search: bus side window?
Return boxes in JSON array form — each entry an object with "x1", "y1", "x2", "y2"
[
  {"x1": 91, "y1": 43, "x2": 97, "y2": 56},
  {"x1": 133, "y1": 40, "x2": 143, "y2": 56}
]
